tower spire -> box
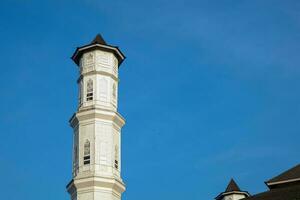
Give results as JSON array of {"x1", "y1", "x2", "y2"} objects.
[
  {"x1": 215, "y1": 178, "x2": 250, "y2": 200},
  {"x1": 225, "y1": 178, "x2": 241, "y2": 192},
  {"x1": 90, "y1": 34, "x2": 107, "y2": 45}
]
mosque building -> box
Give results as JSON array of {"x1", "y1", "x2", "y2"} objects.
[{"x1": 66, "y1": 34, "x2": 300, "y2": 200}]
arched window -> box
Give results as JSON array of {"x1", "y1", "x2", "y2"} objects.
[
  {"x1": 113, "y1": 57, "x2": 118, "y2": 74},
  {"x1": 74, "y1": 146, "x2": 78, "y2": 164},
  {"x1": 83, "y1": 140, "x2": 90, "y2": 165},
  {"x1": 78, "y1": 81, "x2": 82, "y2": 105},
  {"x1": 86, "y1": 53, "x2": 94, "y2": 65},
  {"x1": 86, "y1": 79, "x2": 93, "y2": 101},
  {"x1": 73, "y1": 146, "x2": 79, "y2": 176},
  {"x1": 73, "y1": 146, "x2": 78, "y2": 170},
  {"x1": 114, "y1": 145, "x2": 119, "y2": 169}
]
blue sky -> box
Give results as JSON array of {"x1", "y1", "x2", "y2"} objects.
[{"x1": 0, "y1": 0, "x2": 300, "y2": 199}]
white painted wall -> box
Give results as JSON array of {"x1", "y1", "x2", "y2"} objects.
[{"x1": 223, "y1": 193, "x2": 248, "y2": 200}]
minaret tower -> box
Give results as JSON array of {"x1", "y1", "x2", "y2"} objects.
[{"x1": 67, "y1": 34, "x2": 126, "y2": 200}]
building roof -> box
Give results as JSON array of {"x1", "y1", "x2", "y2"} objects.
[
  {"x1": 241, "y1": 163, "x2": 300, "y2": 200},
  {"x1": 243, "y1": 184, "x2": 300, "y2": 200},
  {"x1": 71, "y1": 34, "x2": 126, "y2": 66},
  {"x1": 225, "y1": 179, "x2": 241, "y2": 192},
  {"x1": 266, "y1": 164, "x2": 300, "y2": 188}
]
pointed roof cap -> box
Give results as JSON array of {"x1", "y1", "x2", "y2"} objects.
[
  {"x1": 71, "y1": 34, "x2": 126, "y2": 66},
  {"x1": 225, "y1": 178, "x2": 241, "y2": 192},
  {"x1": 266, "y1": 164, "x2": 300, "y2": 188},
  {"x1": 90, "y1": 34, "x2": 107, "y2": 45},
  {"x1": 215, "y1": 178, "x2": 250, "y2": 200}
]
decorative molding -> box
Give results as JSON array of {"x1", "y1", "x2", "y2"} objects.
[{"x1": 77, "y1": 71, "x2": 119, "y2": 84}]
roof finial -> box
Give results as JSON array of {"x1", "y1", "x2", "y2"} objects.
[{"x1": 91, "y1": 34, "x2": 107, "y2": 45}]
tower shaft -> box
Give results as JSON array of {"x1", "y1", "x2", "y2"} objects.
[{"x1": 67, "y1": 35, "x2": 126, "y2": 200}]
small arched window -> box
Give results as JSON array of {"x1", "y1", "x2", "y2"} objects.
[
  {"x1": 86, "y1": 79, "x2": 93, "y2": 101},
  {"x1": 78, "y1": 81, "x2": 82, "y2": 105},
  {"x1": 73, "y1": 146, "x2": 78, "y2": 169},
  {"x1": 83, "y1": 140, "x2": 90, "y2": 165},
  {"x1": 113, "y1": 58, "x2": 118, "y2": 74},
  {"x1": 114, "y1": 145, "x2": 119, "y2": 169},
  {"x1": 74, "y1": 146, "x2": 78, "y2": 163},
  {"x1": 86, "y1": 53, "x2": 94, "y2": 65}
]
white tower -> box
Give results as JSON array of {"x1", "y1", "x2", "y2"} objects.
[{"x1": 67, "y1": 34, "x2": 126, "y2": 200}]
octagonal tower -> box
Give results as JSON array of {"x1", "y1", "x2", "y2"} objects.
[{"x1": 67, "y1": 34, "x2": 126, "y2": 200}]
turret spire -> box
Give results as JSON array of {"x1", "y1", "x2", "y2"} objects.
[
  {"x1": 215, "y1": 178, "x2": 250, "y2": 200},
  {"x1": 90, "y1": 34, "x2": 107, "y2": 45},
  {"x1": 225, "y1": 178, "x2": 241, "y2": 192}
]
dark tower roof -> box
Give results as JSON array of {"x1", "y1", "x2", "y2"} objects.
[
  {"x1": 215, "y1": 178, "x2": 250, "y2": 200},
  {"x1": 71, "y1": 34, "x2": 125, "y2": 66},
  {"x1": 90, "y1": 34, "x2": 107, "y2": 45},
  {"x1": 225, "y1": 179, "x2": 241, "y2": 192}
]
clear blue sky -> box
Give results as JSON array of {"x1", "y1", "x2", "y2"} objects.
[{"x1": 0, "y1": 0, "x2": 299, "y2": 200}]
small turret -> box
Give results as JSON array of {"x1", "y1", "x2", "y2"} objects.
[{"x1": 215, "y1": 179, "x2": 250, "y2": 200}]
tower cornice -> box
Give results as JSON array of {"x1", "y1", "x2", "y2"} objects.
[
  {"x1": 72, "y1": 43, "x2": 125, "y2": 66},
  {"x1": 77, "y1": 70, "x2": 119, "y2": 84},
  {"x1": 67, "y1": 176, "x2": 126, "y2": 196},
  {"x1": 69, "y1": 108, "x2": 125, "y2": 129}
]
